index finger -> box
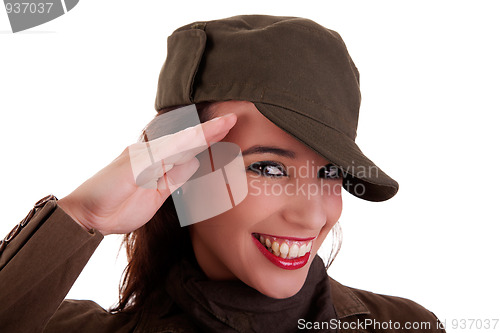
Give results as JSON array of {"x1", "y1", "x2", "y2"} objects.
[
  {"x1": 148, "y1": 112, "x2": 237, "y2": 165},
  {"x1": 129, "y1": 112, "x2": 237, "y2": 188}
]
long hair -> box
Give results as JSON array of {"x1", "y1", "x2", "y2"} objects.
[
  {"x1": 111, "y1": 102, "x2": 342, "y2": 313},
  {"x1": 110, "y1": 103, "x2": 215, "y2": 313}
]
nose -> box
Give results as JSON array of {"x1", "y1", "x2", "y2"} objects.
[{"x1": 280, "y1": 180, "x2": 336, "y2": 231}]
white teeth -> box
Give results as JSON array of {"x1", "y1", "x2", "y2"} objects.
[
  {"x1": 272, "y1": 241, "x2": 280, "y2": 255},
  {"x1": 265, "y1": 238, "x2": 272, "y2": 248},
  {"x1": 288, "y1": 243, "x2": 299, "y2": 259},
  {"x1": 298, "y1": 244, "x2": 307, "y2": 257},
  {"x1": 256, "y1": 234, "x2": 314, "y2": 259},
  {"x1": 279, "y1": 243, "x2": 289, "y2": 258}
]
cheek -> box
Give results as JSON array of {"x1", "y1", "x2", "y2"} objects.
[
  {"x1": 325, "y1": 179, "x2": 343, "y2": 219},
  {"x1": 189, "y1": 191, "x2": 272, "y2": 255},
  {"x1": 189, "y1": 180, "x2": 289, "y2": 276},
  {"x1": 237, "y1": 177, "x2": 289, "y2": 217},
  {"x1": 329, "y1": 191, "x2": 343, "y2": 224},
  {"x1": 315, "y1": 182, "x2": 343, "y2": 246}
]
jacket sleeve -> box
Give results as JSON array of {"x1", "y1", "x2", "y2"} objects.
[{"x1": 0, "y1": 197, "x2": 104, "y2": 333}]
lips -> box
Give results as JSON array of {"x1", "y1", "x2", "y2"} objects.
[{"x1": 252, "y1": 233, "x2": 313, "y2": 270}]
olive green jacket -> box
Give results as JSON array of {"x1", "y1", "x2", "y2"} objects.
[{"x1": 0, "y1": 198, "x2": 445, "y2": 332}]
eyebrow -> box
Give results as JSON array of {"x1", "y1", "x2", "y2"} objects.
[{"x1": 241, "y1": 145, "x2": 296, "y2": 159}]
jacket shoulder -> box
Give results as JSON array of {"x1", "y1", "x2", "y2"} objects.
[
  {"x1": 44, "y1": 299, "x2": 137, "y2": 333},
  {"x1": 329, "y1": 278, "x2": 445, "y2": 332},
  {"x1": 350, "y1": 286, "x2": 442, "y2": 328}
]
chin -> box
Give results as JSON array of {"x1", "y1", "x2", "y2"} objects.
[
  {"x1": 261, "y1": 285, "x2": 303, "y2": 299},
  {"x1": 250, "y1": 268, "x2": 308, "y2": 299}
]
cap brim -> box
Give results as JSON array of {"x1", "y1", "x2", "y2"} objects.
[{"x1": 253, "y1": 102, "x2": 399, "y2": 202}]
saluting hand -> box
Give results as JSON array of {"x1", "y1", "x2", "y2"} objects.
[{"x1": 58, "y1": 113, "x2": 237, "y2": 236}]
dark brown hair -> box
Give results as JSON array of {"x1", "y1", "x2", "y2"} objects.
[
  {"x1": 110, "y1": 103, "x2": 214, "y2": 313},
  {"x1": 111, "y1": 102, "x2": 341, "y2": 313}
]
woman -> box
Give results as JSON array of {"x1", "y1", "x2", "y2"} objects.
[{"x1": 0, "y1": 15, "x2": 444, "y2": 332}]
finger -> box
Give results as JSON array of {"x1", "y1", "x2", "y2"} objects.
[
  {"x1": 157, "y1": 157, "x2": 200, "y2": 195},
  {"x1": 200, "y1": 113, "x2": 238, "y2": 145},
  {"x1": 148, "y1": 113, "x2": 237, "y2": 163},
  {"x1": 129, "y1": 113, "x2": 237, "y2": 188},
  {"x1": 130, "y1": 141, "x2": 209, "y2": 188},
  {"x1": 135, "y1": 159, "x2": 174, "y2": 188},
  {"x1": 160, "y1": 113, "x2": 238, "y2": 166}
]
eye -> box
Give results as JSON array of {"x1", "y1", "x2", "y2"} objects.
[
  {"x1": 247, "y1": 161, "x2": 288, "y2": 178},
  {"x1": 318, "y1": 163, "x2": 342, "y2": 180}
]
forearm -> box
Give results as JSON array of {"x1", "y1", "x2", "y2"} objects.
[{"x1": 0, "y1": 197, "x2": 103, "y2": 332}]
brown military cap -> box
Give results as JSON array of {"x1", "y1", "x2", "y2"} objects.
[{"x1": 155, "y1": 15, "x2": 398, "y2": 201}]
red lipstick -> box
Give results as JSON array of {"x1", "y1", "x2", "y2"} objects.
[{"x1": 252, "y1": 235, "x2": 311, "y2": 270}]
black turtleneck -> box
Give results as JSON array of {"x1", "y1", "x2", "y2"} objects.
[{"x1": 164, "y1": 255, "x2": 337, "y2": 332}]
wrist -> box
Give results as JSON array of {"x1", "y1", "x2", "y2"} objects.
[{"x1": 57, "y1": 197, "x2": 94, "y2": 233}]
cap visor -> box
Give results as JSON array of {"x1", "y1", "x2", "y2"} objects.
[{"x1": 254, "y1": 102, "x2": 399, "y2": 201}]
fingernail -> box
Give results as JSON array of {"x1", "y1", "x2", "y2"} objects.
[
  {"x1": 222, "y1": 112, "x2": 235, "y2": 118},
  {"x1": 207, "y1": 113, "x2": 235, "y2": 122},
  {"x1": 207, "y1": 116, "x2": 223, "y2": 123}
]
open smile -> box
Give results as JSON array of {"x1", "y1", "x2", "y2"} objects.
[{"x1": 251, "y1": 233, "x2": 314, "y2": 270}]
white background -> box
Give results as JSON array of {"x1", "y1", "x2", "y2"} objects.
[{"x1": 1, "y1": 1, "x2": 499, "y2": 332}]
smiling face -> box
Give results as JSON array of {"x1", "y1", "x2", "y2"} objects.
[{"x1": 189, "y1": 101, "x2": 343, "y2": 299}]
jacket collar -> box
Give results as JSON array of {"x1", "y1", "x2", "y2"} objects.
[
  {"x1": 133, "y1": 270, "x2": 371, "y2": 333},
  {"x1": 147, "y1": 276, "x2": 372, "y2": 318},
  {"x1": 328, "y1": 277, "x2": 370, "y2": 318}
]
